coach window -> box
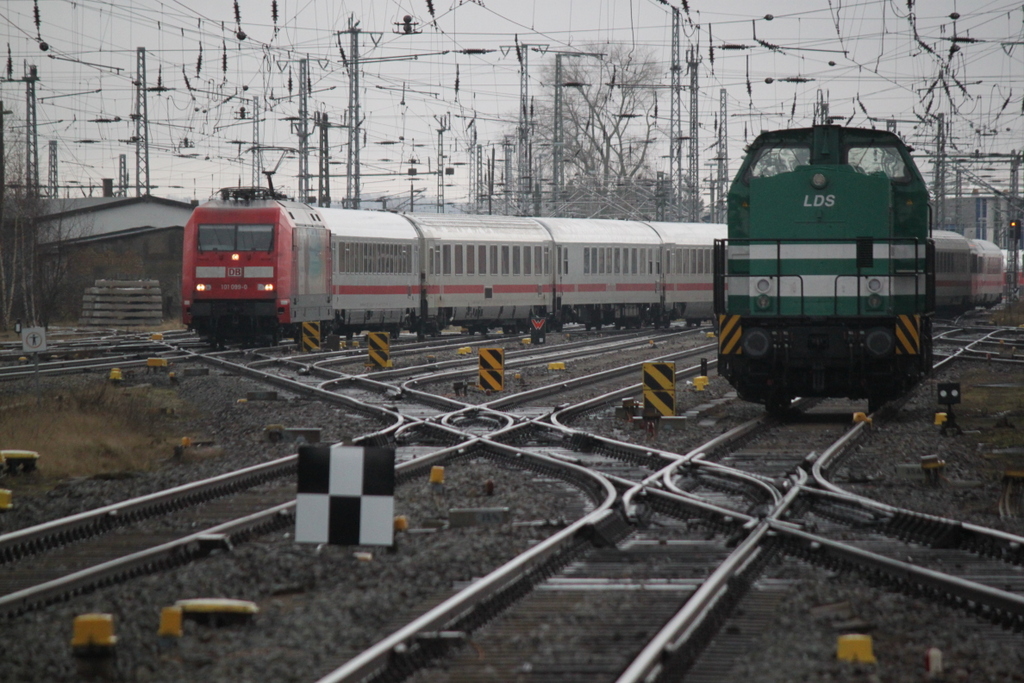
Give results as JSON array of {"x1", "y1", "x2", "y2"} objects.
[
  {"x1": 562, "y1": 247, "x2": 569, "y2": 274},
  {"x1": 455, "y1": 244, "x2": 464, "y2": 275},
  {"x1": 598, "y1": 247, "x2": 605, "y2": 274},
  {"x1": 583, "y1": 248, "x2": 590, "y2": 274},
  {"x1": 466, "y1": 244, "x2": 475, "y2": 274},
  {"x1": 501, "y1": 246, "x2": 510, "y2": 275},
  {"x1": 442, "y1": 244, "x2": 452, "y2": 275},
  {"x1": 490, "y1": 245, "x2": 498, "y2": 275},
  {"x1": 613, "y1": 248, "x2": 620, "y2": 274},
  {"x1": 677, "y1": 249, "x2": 683, "y2": 274},
  {"x1": 545, "y1": 247, "x2": 551, "y2": 274},
  {"x1": 534, "y1": 246, "x2": 542, "y2": 276},
  {"x1": 478, "y1": 245, "x2": 487, "y2": 275},
  {"x1": 690, "y1": 248, "x2": 697, "y2": 274},
  {"x1": 656, "y1": 251, "x2": 662, "y2": 275},
  {"x1": 524, "y1": 246, "x2": 532, "y2": 275},
  {"x1": 365, "y1": 243, "x2": 373, "y2": 273},
  {"x1": 513, "y1": 246, "x2": 521, "y2": 275}
]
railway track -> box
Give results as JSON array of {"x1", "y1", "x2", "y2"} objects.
[{"x1": 4, "y1": 325, "x2": 1024, "y2": 681}]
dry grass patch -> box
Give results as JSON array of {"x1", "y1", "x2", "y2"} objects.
[
  {"x1": 952, "y1": 368, "x2": 1024, "y2": 453},
  {"x1": 0, "y1": 381, "x2": 192, "y2": 482},
  {"x1": 990, "y1": 300, "x2": 1024, "y2": 327}
]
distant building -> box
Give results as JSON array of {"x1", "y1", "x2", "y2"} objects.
[
  {"x1": 935, "y1": 191, "x2": 1017, "y2": 244},
  {"x1": 37, "y1": 195, "x2": 195, "y2": 322}
]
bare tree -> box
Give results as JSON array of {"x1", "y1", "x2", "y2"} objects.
[{"x1": 516, "y1": 44, "x2": 667, "y2": 218}]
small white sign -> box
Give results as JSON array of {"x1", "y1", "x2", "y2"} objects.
[{"x1": 21, "y1": 327, "x2": 47, "y2": 353}]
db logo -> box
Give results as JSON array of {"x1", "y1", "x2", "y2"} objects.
[{"x1": 227, "y1": 267, "x2": 242, "y2": 277}]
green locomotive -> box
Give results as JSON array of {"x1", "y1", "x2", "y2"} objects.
[{"x1": 713, "y1": 125, "x2": 934, "y2": 413}]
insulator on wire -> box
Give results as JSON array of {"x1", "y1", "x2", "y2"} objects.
[
  {"x1": 222, "y1": 40, "x2": 228, "y2": 75},
  {"x1": 288, "y1": 68, "x2": 293, "y2": 94},
  {"x1": 6, "y1": 44, "x2": 12, "y2": 80},
  {"x1": 426, "y1": 0, "x2": 435, "y2": 18},
  {"x1": 455, "y1": 64, "x2": 460, "y2": 95},
  {"x1": 272, "y1": 0, "x2": 279, "y2": 25},
  {"x1": 196, "y1": 43, "x2": 203, "y2": 77}
]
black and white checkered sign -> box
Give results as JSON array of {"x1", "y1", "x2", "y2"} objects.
[{"x1": 295, "y1": 444, "x2": 396, "y2": 546}]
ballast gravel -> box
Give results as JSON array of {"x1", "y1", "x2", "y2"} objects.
[{"x1": 3, "y1": 330, "x2": 1024, "y2": 682}]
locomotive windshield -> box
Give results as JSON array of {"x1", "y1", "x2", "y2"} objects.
[
  {"x1": 845, "y1": 144, "x2": 909, "y2": 181},
  {"x1": 746, "y1": 144, "x2": 810, "y2": 180},
  {"x1": 198, "y1": 224, "x2": 274, "y2": 251}
]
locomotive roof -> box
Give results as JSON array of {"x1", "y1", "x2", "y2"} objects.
[{"x1": 749, "y1": 125, "x2": 905, "y2": 145}]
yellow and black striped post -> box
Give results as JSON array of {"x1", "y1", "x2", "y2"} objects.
[
  {"x1": 895, "y1": 314, "x2": 920, "y2": 355},
  {"x1": 718, "y1": 314, "x2": 742, "y2": 355},
  {"x1": 642, "y1": 362, "x2": 676, "y2": 416},
  {"x1": 478, "y1": 348, "x2": 504, "y2": 392},
  {"x1": 301, "y1": 322, "x2": 320, "y2": 353},
  {"x1": 367, "y1": 332, "x2": 392, "y2": 368}
]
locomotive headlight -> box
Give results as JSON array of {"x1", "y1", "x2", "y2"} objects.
[
  {"x1": 195, "y1": 283, "x2": 209, "y2": 292},
  {"x1": 867, "y1": 293, "x2": 882, "y2": 309},
  {"x1": 231, "y1": 253, "x2": 240, "y2": 261},
  {"x1": 865, "y1": 327, "x2": 895, "y2": 357},
  {"x1": 742, "y1": 328, "x2": 773, "y2": 358},
  {"x1": 867, "y1": 278, "x2": 882, "y2": 293},
  {"x1": 756, "y1": 294, "x2": 772, "y2": 310},
  {"x1": 755, "y1": 278, "x2": 772, "y2": 293},
  {"x1": 810, "y1": 172, "x2": 828, "y2": 189},
  {"x1": 258, "y1": 283, "x2": 275, "y2": 291}
]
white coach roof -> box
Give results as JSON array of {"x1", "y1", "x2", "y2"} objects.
[
  {"x1": 405, "y1": 213, "x2": 550, "y2": 241},
  {"x1": 534, "y1": 217, "x2": 661, "y2": 245},
  {"x1": 319, "y1": 208, "x2": 419, "y2": 240},
  {"x1": 646, "y1": 222, "x2": 727, "y2": 246}
]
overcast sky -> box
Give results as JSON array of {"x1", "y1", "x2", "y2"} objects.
[{"x1": 2, "y1": 0, "x2": 1022, "y2": 205}]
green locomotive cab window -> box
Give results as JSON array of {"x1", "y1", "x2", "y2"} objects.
[
  {"x1": 845, "y1": 144, "x2": 909, "y2": 182},
  {"x1": 746, "y1": 144, "x2": 810, "y2": 181}
]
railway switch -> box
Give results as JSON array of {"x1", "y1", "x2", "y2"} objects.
[
  {"x1": 158, "y1": 606, "x2": 183, "y2": 639},
  {"x1": 921, "y1": 455, "x2": 945, "y2": 486},
  {"x1": 835, "y1": 633, "x2": 876, "y2": 664},
  {"x1": 175, "y1": 598, "x2": 259, "y2": 626},
  {"x1": 71, "y1": 612, "x2": 118, "y2": 653},
  {"x1": 2, "y1": 450, "x2": 39, "y2": 474}
]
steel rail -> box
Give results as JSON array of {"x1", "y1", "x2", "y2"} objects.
[
  {"x1": 0, "y1": 502, "x2": 295, "y2": 618},
  {"x1": 615, "y1": 469, "x2": 808, "y2": 683},
  {"x1": 768, "y1": 519, "x2": 1024, "y2": 628},
  {"x1": 316, "y1": 443, "x2": 619, "y2": 683},
  {"x1": 0, "y1": 455, "x2": 297, "y2": 565}
]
